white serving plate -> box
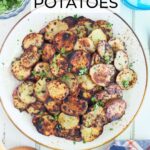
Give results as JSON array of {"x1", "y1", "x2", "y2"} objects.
[{"x1": 0, "y1": 6, "x2": 148, "y2": 150}]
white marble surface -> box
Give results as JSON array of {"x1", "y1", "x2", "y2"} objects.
[{"x1": 0, "y1": 3, "x2": 150, "y2": 150}]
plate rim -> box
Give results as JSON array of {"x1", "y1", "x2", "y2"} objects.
[{"x1": 0, "y1": 8, "x2": 148, "y2": 150}]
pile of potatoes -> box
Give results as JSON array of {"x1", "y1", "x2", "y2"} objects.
[{"x1": 11, "y1": 16, "x2": 137, "y2": 142}]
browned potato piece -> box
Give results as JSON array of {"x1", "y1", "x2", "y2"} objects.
[
  {"x1": 24, "y1": 45, "x2": 38, "y2": 53},
  {"x1": 104, "y1": 98, "x2": 126, "y2": 122},
  {"x1": 63, "y1": 16, "x2": 77, "y2": 28},
  {"x1": 105, "y1": 83, "x2": 123, "y2": 99},
  {"x1": 93, "y1": 20, "x2": 113, "y2": 40},
  {"x1": 44, "y1": 99, "x2": 61, "y2": 115},
  {"x1": 32, "y1": 115, "x2": 57, "y2": 136},
  {"x1": 54, "y1": 31, "x2": 77, "y2": 52},
  {"x1": 58, "y1": 113, "x2": 79, "y2": 130},
  {"x1": 27, "y1": 101, "x2": 45, "y2": 115},
  {"x1": 61, "y1": 73, "x2": 79, "y2": 95},
  {"x1": 20, "y1": 51, "x2": 40, "y2": 68},
  {"x1": 34, "y1": 78, "x2": 49, "y2": 102},
  {"x1": 55, "y1": 126, "x2": 82, "y2": 142},
  {"x1": 81, "y1": 126, "x2": 103, "y2": 142},
  {"x1": 44, "y1": 20, "x2": 68, "y2": 42},
  {"x1": 83, "y1": 106, "x2": 107, "y2": 128},
  {"x1": 42, "y1": 44, "x2": 56, "y2": 62},
  {"x1": 13, "y1": 88, "x2": 28, "y2": 111},
  {"x1": 61, "y1": 97, "x2": 88, "y2": 116},
  {"x1": 79, "y1": 90, "x2": 92, "y2": 100},
  {"x1": 32, "y1": 62, "x2": 54, "y2": 80},
  {"x1": 116, "y1": 69, "x2": 137, "y2": 90},
  {"x1": 91, "y1": 53, "x2": 101, "y2": 66},
  {"x1": 74, "y1": 38, "x2": 95, "y2": 53},
  {"x1": 47, "y1": 80, "x2": 69, "y2": 100},
  {"x1": 50, "y1": 54, "x2": 68, "y2": 77},
  {"x1": 97, "y1": 40, "x2": 114, "y2": 64},
  {"x1": 11, "y1": 59, "x2": 31, "y2": 81},
  {"x1": 22, "y1": 33, "x2": 44, "y2": 49},
  {"x1": 90, "y1": 64, "x2": 116, "y2": 87},
  {"x1": 69, "y1": 50, "x2": 91, "y2": 74}
]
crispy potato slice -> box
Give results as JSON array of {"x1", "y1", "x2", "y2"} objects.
[
  {"x1": 104, "y1": 98, "x2": 126, "y2": 122},
  {"x1": 11, "y1": 59, "x2": 31, "y2": 81},
  {"x1": 68, "y1": 50, "x2": 91, "y2": 74},
  {"x1": 58, "y1": 113, "x2": 79, "y2": 130},
  {"x1": 47, "y1": 80, "x2": 69, "y2": 100},
  {"x1": 88, "y1": 29, "x2": 107, "y2": 47},
  {"x1": 17, "y1": 81, "x2": 36, "y2": 104},
  {"x1": 20, "y1": 51, "x2": 40, "y2": 68},
  {"x1": 44, "y1": 20, "x2": 68, "y2": 42},
  {"x1": 33, "y1": 62, "x2": 54, "y2": 80},
  {"x1": 27, "y1": 101, "x2": 45, "y2": 115},
  {"x1": 74, "y1": 38, "x2": 95, "y2": 53},
  {"x1": 114, "y1": 51, "x2": 129, "y2": 71},
  {"x1": 13, "y1": 88, "x2": 28, "y2": 111},
  {"x1": 44, "y1": 99, "x2": 61, "y2": 115},
  {"x1": 22, "y1": 33, "x2": 44, "y2": 49},
  {"x1": 116, "y1": 69, "x2": 137, "y2": 90},
  {"x1": 93, "y1": 20, "x2": 113, "y2": 40},
  {"x1": 81, "y1": 126, "x2": 103, "y2": 142},
  {"x1": 61, "y1": 97, "x2": 88, "y2": 116},
  {"x1": 32, "y1": 115, "x2": 57, "y2": 136},
  {"x1": 90, "y1": 64, "x2": 116, "y2": 87},
  {"x1": 54, "y1": 31, "x2": 77, "y2": 52},
  {"x1": 77, "y1": 75, "x2": 96, "y2": 91},
  {"x1": 24, "y1": 45, "x2": 38, "y2": 53},
  {"x1": 63, "y1": 16, "x2": 77, "y2": 28},
  {"x1": 97, "y1": 40, "x2": 114, "y2": 64},
  {"x1": 42, "y1": 44, "x2": 56, "y2": 62},
  {"x1": 108, "y1": 38, "x2": 125, "y2": 52},
  {"x1": 61, "y1": 73, "x2": 79, "y2": 95},
  {"x1": 50, "y1": 54, "x2": 68, "y2": 77},
  {"x1": 34, "y1": 78, "x2": 49, "y2": 102}
]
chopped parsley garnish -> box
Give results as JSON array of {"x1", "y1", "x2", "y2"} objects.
[
  {"x1": 29, "y1": 29, "x2": 33, "y2": 32},
  {"x1": 73, "y1": 14, "x2": 79, "y2": 19},
  {"x1": 94, "y1": 101, "x2": 104, "y2": 110},
  {"x1": 79, "y1": 67, "x2": 88, "y2": 76},
  {"x1": 52, "y1": 114, "x2": 59, "y2": 121},
  {"x1": 109, "y1": 128, "x2": 113, "y2": 131},
  {"x1": 61, "y1": 47, "x2": 66, "y2": 54},
  {"x1": 83, "y1": 140, "x2": 86, "y2": 144},
  {"x1": 73, "y1": 141, "x2": 76, "y2": 144},
  {"x1": 122, "y1": 80, "x2": 130, "y2": 88},
  {"x1": 62, "y1": 75, "x2": 70, "y2": 81},
  {"x1": 91, "y1": 97, "x2": 97, "y2": 103},
  {"x1": 107, "y1": 23, "x2": 113, "y2": 28},
  {"x1": 32, "y1": 70, "x2": 47, "y2": 78},
  {"x1": 104, "y1": 55, "x2": 111, "y2": 64}
]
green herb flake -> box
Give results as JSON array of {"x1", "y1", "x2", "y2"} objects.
[
  {"x1": 73, "y1": 141, "x2": 76, "y2": 144},
  {"x1": 62, "y1": 75, "x2": 70, "y2": 81},
  {"x1": 104, "y1": 55, "x2": 110, "y2": 64},
  {"x1": 109, "y1": 128, "x2": 113, "y2": 131},
  {"x1": 122, "y1": 80, "x2": 129, "y2": 88},
  {"x1": 52, "y1": 114, "x2": 59, "y2": 121},
  {"x1": 91, "y1": 97, "x2": 97, "y2": 103},
  {"x1": 79, "y1": 67, "x2": 88, "y2": 76},
  {"x1": 73, "y1": 14, "x2": 79, "y2": 19},
  {"x1": 94, "y1": 100, "x2": 104, "y2": 110},
  {"x1": 83, "y1": 140, "x2": 86, "y2": 144},
  {"x1": 29, "y1": 29, "x2": 33, "y2": 32},
  {"x1": 107, "y1": 23, "x2": 113, "y2": 28},
  {"x1": 61, "y1": 47, "x2": 66, "y2": 54}
]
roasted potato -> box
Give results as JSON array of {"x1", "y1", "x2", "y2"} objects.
[
  {"x1": 47, "y1": 80, "x2": 69, "y2": 100},
  {"x1": 83, "y1": 106, "x2": 107, "y2": 128},
  {"x1": 90, "y1": 64, "x2": 116, "y2": 87},
  {"x1": 44, "y1": 99, "x2": 61, "y2": 115},
  {"x1": 63, "y1": 16, "x2": 77, "y2": 28},
  {"x1": 27, "y1": 101, "x2": 45, "y2": 115},
  {"x1": 93, "y1": 20, "x2": 113, "y2": 40},
  {"x1": 88, "y1": 29, "x2": 107, "y2": 46},
  {"x1": 79, "y1": 90, "x2": 92, "y2": 101},
  {"x1": 61, "y1": 73, "x2": 79, "y2": 95},
  {"x1": 11, "y1": 59, "x2": 31, "y2": 81},
  {"x1": 13, "y1": 88, "x2": 28, "y2": 111},
  {"x1": 68, "y1": 50, "x2": 91, "y2": 74},
  {"x1": 81, "y1": 126, "x2": 103, "y2": 142},
  {"x1": 97, "y1": 40, "x2": 114, "y2": 64},
  {"x1": 50, "y1": 54, "x2": 68, "y2": 77},
  {"x1": 58, "y1": 113, "x2": 79, "y2": 130},
  {"x1": 70, "y1": 25, "x2": 87, "y2": 39},
  {"x1": 116, "y1": 69, "x2": 137, "y2": 90},
  {"x1": 74, "y1": 38, "x2": 95, "y2": 53},
  {"x1": 32, "y1": 114, "x2": 57, "y2": 136},
  {"x1": 61, "y1": 97, "x2": 88, "y2": 116},
  {"x1": 32, "y1": 62, "x2": 54, "y2": 80},
  {"x1": 108, "y1": 38, "x2": 125, "y2": 52},
  {"x1": 42, "y1": 44, "x2": 56, "y2": 62},
  {"x1": 77, "y1": 75, "x2": 96, "y2": 91},
  {"x1": 17, "y1": 81, "x2": 36, "y2": 104},
  {"x1": 114, "y1": 50, "x2": 129, "y2": 71},
  {"x1": 54, "y1": 31, "x2": 76, "y2": 52},
  {"x1": 20, "y1": 51, "x2": 40, "y2": 68},
  {"x1": 44, "y1": 20, "x2": 68, "y2": 42},
  {"x1": 105, "y1": 83, "x2": 123, "y2": 99},
  {"x1": 34, "y1": 78, "x2": 49, "y2": 102},
  {"x1": 91, "y1": 53, "x2": 101, "y2": 66},
  {"x1": 24, "y1": 45, "x2": 38, "y2": 53},
  {"x1": 22, "y1": 33, "x2": 44, "y2": 49},
  {"x1": 104, "y1": 98, "x2": 126, "y2": 122}
]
